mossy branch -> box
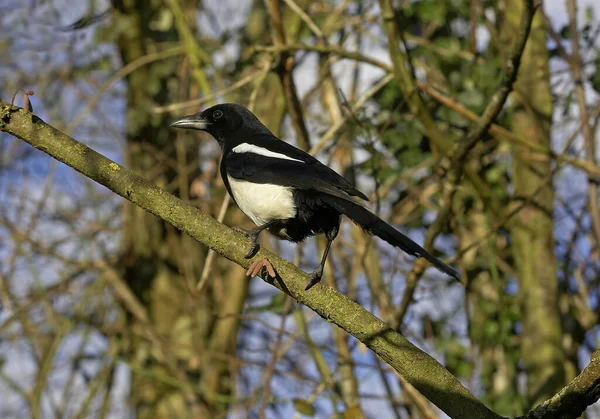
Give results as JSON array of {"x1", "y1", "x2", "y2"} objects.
[
  {"x1": 0, "y1": 101, "x2": 501, "y2": 419},
  {"x1": 519, "y1": 350, "x2": 600, "y2": 419},
  {"x1": 5, "y1": 102, "x2": 600, "y2": 418}
]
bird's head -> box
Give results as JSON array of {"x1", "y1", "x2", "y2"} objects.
[{"x1": 170, "y1": 103, "x2": 271, "y2": 147}]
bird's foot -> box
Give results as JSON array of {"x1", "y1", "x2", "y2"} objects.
[
  {"x1": 246, "y1": 258, "x2": 276, "y2": 278},
  {"x1": 305, "y1": 270, "x2": 323, "y2": 291},
  {"x1": 232, "y1": 226, "x2": 260, "y2": 258},
  {"x1": 231, "y1": 225, "x2": 251, "y2": 235}
]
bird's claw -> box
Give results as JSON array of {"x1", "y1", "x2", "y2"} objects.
[
  {"x1": 246, "y1": 258, "x2": 276, "y2": 278},
  {"x1": 244, "y1": 242, "x2": 259, "y2": 259},
  {"x1": 305, "y1": 271, "x2": 323, "y2": 291}
]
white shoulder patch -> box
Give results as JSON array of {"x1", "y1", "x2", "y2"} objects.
[{"x1": 232, "y1": 143, "x2": 304, "y2": 163}]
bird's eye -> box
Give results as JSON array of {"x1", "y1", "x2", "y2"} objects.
[{"x1": 213, "y1": 110, "x2": 223, "y2": 120}]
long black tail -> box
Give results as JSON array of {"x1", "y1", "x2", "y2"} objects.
[{"x1": 322, "y1": 195, "x2": 460, "y2": 280}]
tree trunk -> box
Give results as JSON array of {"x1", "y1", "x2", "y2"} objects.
[
  {"x1": 503, "y1": 1, "x2": 565, "y2": 407},
  {"x1": 109, "y1": 1, "x2": 247, "y2": 417}
]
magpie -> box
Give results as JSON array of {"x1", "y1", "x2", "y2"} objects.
[{"x1": 171, "y1": 103, "x2": 459, "y2": 290}]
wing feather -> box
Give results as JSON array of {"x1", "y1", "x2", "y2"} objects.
[{"x1": 225, "y1": 145, "x2": 367, "y2": 202}]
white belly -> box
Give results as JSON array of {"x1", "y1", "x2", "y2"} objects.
[{"x1": 227, "y1": 175, "x2": 297, "y2": 226}]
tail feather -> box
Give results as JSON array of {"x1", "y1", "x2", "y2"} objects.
[{"x1": 322, "y1": 195, "x2": 460, "y2": 280}]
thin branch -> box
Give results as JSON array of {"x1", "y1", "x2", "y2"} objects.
[
  {"x1": 264, "y1": 0, "x2": 312, "y2": 150},
  {"x1": 153, "y1": 70, "x2": 265, "y2": 114},
  {"x1": 258, "y1": 296, "x2": 294, "y2": 418},
  {"x1": 451, "y1": 0, "x2": 538, "y2": 162},
  {"x1": 66, "y1": 46, "x2": 185, "y2": 132},
  {"x1": 566, "y1": 0, "x2": 600, "y2": 247},
  {"x1": 164, "y1": 0, "x2": 212, "y2": 98},
  {"x1": 282, "y1": 0, "x2": 323, "y2": 40}
]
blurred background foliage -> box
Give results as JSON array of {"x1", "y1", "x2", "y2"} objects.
[{"x1": 1, "y1": 0, "x2": 600, "y2": 417}]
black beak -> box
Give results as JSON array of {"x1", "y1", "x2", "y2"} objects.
[{"x1": 170, "y1": 114, "x2": 210, "y2": 130}]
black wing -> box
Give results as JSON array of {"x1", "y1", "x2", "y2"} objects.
[{"x1": 224, "y1": 139, "x2": 368, "y2": 202}]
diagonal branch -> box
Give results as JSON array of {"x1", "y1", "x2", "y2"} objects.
[
  {"x1": 519, "y1": 350, "x2": 600, "y2": 419},
  {"x1": 0, "y1": 101, "x2": 502, "y2": 419},
  {"x1": 451, "y1": 0, "x2": 538, "y2": 163}
]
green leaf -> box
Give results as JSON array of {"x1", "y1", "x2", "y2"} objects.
[
  {"x1": 485, "y1": 165, "x2": 505, "y2": 183},
  {"x1": 457, "y1": 89, "x2": 485, "y2": 111},
  {"x1": 591, "y1": 56, "x2": 600, "y2": 94},
  {"x1": 563, "y1": 90, "x2": 574, "y2": 116},
  {"x1": 293, "y1": 399, "x2": 315, "y2": 417},
  {"x1": 416, "y1": 0, "x2": 447, "y2": 23},
  {"x1": 343, "y1": 407, "x2": 364, "y2": 419},
  {"x1": 585, "y1": 6, "x2": 595, "y2": 23},
  {"x1": 433, "y1": 37, "x2": 461, "y2": 56}
]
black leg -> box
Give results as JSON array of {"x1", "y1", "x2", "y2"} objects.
[
  {"x1": 305, "y1": 225, "x2": 339, "y2": 291},
  {"x1": 232, "y1": 219, "x2": 280, "y2": 258}
]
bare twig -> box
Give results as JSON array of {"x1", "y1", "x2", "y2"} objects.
[
  {"x1": 66, "y1": 46, "x2": 185, "y2": 132},
  {"x1": 264, "y1": 0, "x2": 312, "y2": 150},
  {"x1": 566, "y1": 0, "x2": 600, "y2": 247},
  {"x1": 154, "y1": 69, "x2": 268, "y2": 114},
  {"x1": 450, "y1": 0, "x2": 538, "y2": 163},
  {"x1": 258, "y1": 296, "x2": 294, "y2": 418}
]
